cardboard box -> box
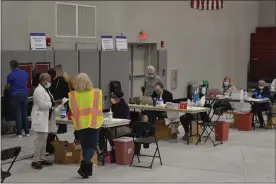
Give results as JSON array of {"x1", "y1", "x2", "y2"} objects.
[
  {"x1": 155, "y1": 120, "x2": 178, "y2": 140},
  {"x1": 267, "y1": 117, "x2": 276, "y2": 129},
  {"x1": 52, "y1": 140, "x2": 82, "y2": 164},
  {"x1": 189, "y1": 122, "x2": 203, "y2": 144}
]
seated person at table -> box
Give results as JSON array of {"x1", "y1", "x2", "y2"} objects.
[
  {"x1": 251, "y1": 79, "x2": 271, "y2": 128},
  {"x1": 180, "y1": 92, "x2": 208, "y2": 140},
  {"x1": 142, "y1": 82, "x2": 173, "y2": 122},
  {"x1": 98, "y1": 90, "x2": 131, "y2": 151},
  {"x1": 213, "y1": 77, "x2": 236, "y2": 111}
]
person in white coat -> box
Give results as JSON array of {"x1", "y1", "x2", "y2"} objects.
[
  {"x1": 31, "y1": 73, "x2": 62, "y2": 169},
  {"x1": 271, "y1": 79, "x2": 276, "y2": 91},
  {"x1": 180, "y1": 93, "x2": 208, "y2": 141}
]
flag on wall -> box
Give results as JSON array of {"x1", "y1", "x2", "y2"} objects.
[{"x1": 191, "y1": 0, "x2": 223, "y2": 10}]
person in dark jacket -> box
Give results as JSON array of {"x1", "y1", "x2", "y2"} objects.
[
  {"x1": 48, "y1": 66, "x2": 70, "y2": 133},
  {"x1": 143, "y1": 82, "x2": 173, "y2": 122},
  {"x1": 98, "y1": 90, "x2": 131, "y2": 151},
  {"x1": 251, "y1": 79, "x2": 272, "y2": 128},
  {"x1": 111, "y1": 91, "x2": 130, "y2": 119}
]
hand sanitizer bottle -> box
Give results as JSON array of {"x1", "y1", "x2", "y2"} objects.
[{"x1": 108, "y1": 108, "x2": 113, "y2": 120}]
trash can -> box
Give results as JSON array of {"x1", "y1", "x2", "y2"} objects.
[
  {"x1": 235, "y1": 113, "x2": 253, "y2": 131},
  {"x1": 113, "y1": 137, "x2": 134, "y2": 165},
  {"x1": 215, "y1": 121, "x2": 230, "y2": 141}
]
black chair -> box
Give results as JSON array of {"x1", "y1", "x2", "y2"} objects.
[
  {"x1": 196, "y1": 107, "x2": 225, "y2": 147},
  {"x1": 1, "y1": 146, "x2": 21, "y2": 183},
  {"x1": 129, "y1": 121, "x2": 162, "y2": 169}
]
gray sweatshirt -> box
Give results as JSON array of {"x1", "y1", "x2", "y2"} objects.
[{"x1": 144, "y1": 75, "x2": 162, "y2": 96}]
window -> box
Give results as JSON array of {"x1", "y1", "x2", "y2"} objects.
[{"x1": 55, "y1": 2, "x2": 96, "y2": 38}]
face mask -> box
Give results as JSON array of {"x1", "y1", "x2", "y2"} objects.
[
  {"x1": 224, "y1": 82, "x2": 229, "y2": 87},
  {"x1": 45, "y1": 82, "x2": 51, "y2": 89},
  {"x1": 259, "y1": 85, "x2": 264, "y2": 89}
]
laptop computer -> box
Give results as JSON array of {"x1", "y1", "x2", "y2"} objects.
[{"x1": 133, "y1": 96, "x2": 153, "y2": 105}]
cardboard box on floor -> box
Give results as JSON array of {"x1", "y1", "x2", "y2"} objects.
[
  {"x1": 155, "y1": 120, "x2": 178, "y2": 140},
  {"x1": 52, "y1": 140, "x2": 98, "y2": 166},
  {"x1": 52, "y1": 140, "x2": 82, "y2": 164},
  {"x1": 189, "y1": 121, "x2": 203, "y2": 144}
]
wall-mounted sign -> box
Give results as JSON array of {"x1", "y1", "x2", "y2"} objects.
[
  {"x1": 101, "y1": 36, "x2": 114, "y2": 50},
  {"x1": 30, "y1": 33, "x2": 46, "y2": 50},
  {"x1": 115, "y1": 36, "x2": 128, "y2": 51}
]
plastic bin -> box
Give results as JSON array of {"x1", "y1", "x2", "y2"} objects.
[
  {"x1": 215, "y1": 122, "x2": 230, "y2": 141},
  {"x1": 113, "y1": 137, "x2": 134, "y2": 165},
  {"x1": 235, "y1": 113, "x2": 253, "y2": 131}
]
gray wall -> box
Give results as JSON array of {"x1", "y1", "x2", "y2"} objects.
[
  {"x1": 259, "y1": 1, "x2": 276, "y2": 26},
  {"x1": 2, "y1": 1, "x2": 260, "y2": 98}
]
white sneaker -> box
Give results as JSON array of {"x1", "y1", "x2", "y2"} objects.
[
  {"x1": 25, "y1": 134, "x2": 30, "y2": 137},
  {"x1": 17, "y1": 135, "x2": 23, "y2": 138}
]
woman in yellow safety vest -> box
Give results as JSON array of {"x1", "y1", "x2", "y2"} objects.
[{"x1": 68, "y1": 73, "x2": 103, "y2": 178}]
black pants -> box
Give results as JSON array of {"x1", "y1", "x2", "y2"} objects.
[
  {"x1": 251, "y1": 103, "x2": 270, "y2": 124},
  {"x1": 180, "y1": 114, "x2": 194, "y2": 133},
  {"x1": 98, "y1": 128, "x2": 114, "y2": 151},
  {"x1": 10, "y1": 94, "x2": 29, "y2": 135},
  {"x1": 75, "y1": 128, "x2": 99, "y2": 164},
  {"x1": 213, "y1": 101, "x2": 233, "y2": 111}
]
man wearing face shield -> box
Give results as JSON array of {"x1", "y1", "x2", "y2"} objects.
[
  {"x1": 251, "y1": 79, "x2": 272, "y2": 128},
  {"x1": 142, "y1": 66, "x2": 162, "y2": 96}
]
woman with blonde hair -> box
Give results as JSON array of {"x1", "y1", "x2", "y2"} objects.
[
  {"x1": 213, "y1": 76, "x2": 236, "y2": 111},
  {"x1": 49, "y1": 65, "x2": 73, "y2": 133},
  {"x1": 68, "y1": 73, "x2": 103, "y2": 178}
]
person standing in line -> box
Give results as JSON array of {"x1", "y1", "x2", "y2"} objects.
[
  {"x1": 142, "y1": 66, "x2": 162, "y2": 96},
  {"x1": 68, "y1": 73, "x2": 103, "y2": 178},
  {"x1": 31, "y1": 73, "x2": 62, "y2": 169},
  {"x1": 6, "y1": 60, "x2": 29, "y2": 138},
  {"x1": 49, "y1": 65, "x2": 73, "y2": 133}
]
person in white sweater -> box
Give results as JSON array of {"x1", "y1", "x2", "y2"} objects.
[{"x1": 180, "y1": 93, "x2": 208, "y2": 141}]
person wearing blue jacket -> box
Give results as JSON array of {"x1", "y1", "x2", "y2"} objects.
[{"x1": 251, "y1": 80, "x2": 271, "y2": 128}]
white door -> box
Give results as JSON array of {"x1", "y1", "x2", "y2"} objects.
[{"x1": 129, "y1": 44, "x2": 149, "y2": 98}]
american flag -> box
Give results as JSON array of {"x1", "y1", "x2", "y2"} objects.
[{"x1": 191, "y1": 0, "x2": 223, "y2": 10}]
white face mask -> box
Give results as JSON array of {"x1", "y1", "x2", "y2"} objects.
[{"x1": 45, "y1": 82, "x2": 51, "y2": 89}]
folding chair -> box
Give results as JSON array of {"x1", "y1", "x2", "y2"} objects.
[
  {"x1": 1, "y1": 146, "x2": 21, "y2": 183},
  {"x1": 129, "y1": 121, "x2": 162, "y2": 169},
  {"x1": 34, "y1": 62, "x2": 51, "y2": 73},
  {"x1": 196, "y1": 107, "x2": 225, "y2": 147}
]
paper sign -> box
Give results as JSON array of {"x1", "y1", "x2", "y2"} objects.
[
  {"x1": 30, "y1": 33, "x2": 46, "y2": 50},
  {"x1": 101, "y1": 36, "x2": 114, "y2": 50},
  {"x1": 115, "y1": 36, "x2": 128, "y2": 51}
]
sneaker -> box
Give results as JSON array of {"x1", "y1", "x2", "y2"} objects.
[
  {"x1": 31, "y1": 162, "x2": 43, "y2": 169},
  {"x1": 39, "y1": 160, "x2": 53, "y2": 166},
  {"x1": 25, "y1": 134, "x2": 30, "y2": 137},
  {"x1": 16, "y1": 135, "x2": 23, "y2": 138}
]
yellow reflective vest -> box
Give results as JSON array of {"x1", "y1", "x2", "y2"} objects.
[{"x1": 68, "y1": 89, "x2": 103, "y2": 130}]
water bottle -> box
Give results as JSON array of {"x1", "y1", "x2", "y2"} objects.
[
  {"x1": 60, "y1": 106, "x2": 67, "y2": 120},
  {"x1": 153, "y1": 98, "x2": 157, "y2": 106},
  {"x1": 244, "y1": 91, "x2": 248, "y2": 100},
  {"x1": 108, "y1": 108, "x2": 113, "y2": 120}
]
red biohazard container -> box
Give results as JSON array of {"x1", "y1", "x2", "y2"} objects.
[
  {"x1": 215, "y1": 121, "x2": 230, "y2": 141},
  {"x1": 113, "y1": 137, "x2": 134, "y2": 165},
  {"x1": 235, "y1": 113, "x2": 253, "y2": 131}
]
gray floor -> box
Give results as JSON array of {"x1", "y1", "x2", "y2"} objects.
[{"x1": 1, "y1": 124, "x2": 275, "y2": 183}]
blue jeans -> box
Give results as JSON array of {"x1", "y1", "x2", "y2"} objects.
[
  {"x1": 76, "y1": 128, "x2": 99, "y2": 164},
  {"x1": 10, "y1": 94, "x2": 29, "y2": 135}
]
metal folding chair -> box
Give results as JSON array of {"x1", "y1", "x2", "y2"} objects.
[
  {"x1": 1, "y1": 147, "x2": 21, "y2": 183},
  {"x1": 197, "y1": 107, "x2": 224, "y2": 147},
  {"x1": 129, "y1": 121, "x2": 162, "y2": 169}
]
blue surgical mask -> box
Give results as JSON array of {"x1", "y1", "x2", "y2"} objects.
[
  {"x1": 224, "y1": 82, "x2": 229, "y2": 87},
  {"x1": 45, "y1": 82, "x2": 51, "y2": 89}
]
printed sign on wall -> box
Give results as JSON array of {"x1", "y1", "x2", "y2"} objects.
[
  {"x1": 115, "y1": 36, "x2": 128, "y2": 51},
  {"x1": 101, "y1": 36, "x2": 114, "y2": 50},
  {"x1": 30, "y1": 33, "x2": 46, "y2": 50}
]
